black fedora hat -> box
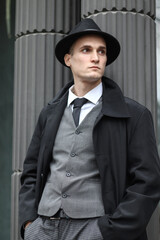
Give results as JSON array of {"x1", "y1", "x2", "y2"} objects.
[{"x1": 55, "y1": 18, "x2": 120, "y2": 67}]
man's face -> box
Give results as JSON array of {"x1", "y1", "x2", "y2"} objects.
[{"x1": 64, "y1": 34, "x2": 107, "y2": 85}]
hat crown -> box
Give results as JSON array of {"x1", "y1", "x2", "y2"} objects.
[{"x1": 69, "y1": 18, "x2": 101, "y2": 35}]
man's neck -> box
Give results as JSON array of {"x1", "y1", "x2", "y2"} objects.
[{"x1": 72, "y1": 79, "x2": 102, "y2": 97}]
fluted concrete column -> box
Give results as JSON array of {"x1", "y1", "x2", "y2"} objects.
[
  {"x1": 81, "y1": 0, "x2": 159, "y2": 239},
  {"x1": 82, "y1": 0, "x2": 157, "y2": 123},
  {"x1": 11, "y1": 0, "x2": 81, "y2": 239}
]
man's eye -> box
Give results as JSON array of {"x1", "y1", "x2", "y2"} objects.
[
  {"x1": 98, "y1": 50, "x2": 106, "y2": 55},
  {"x1": 82, "y1": 48, "x2": 89, "y2": 53}
]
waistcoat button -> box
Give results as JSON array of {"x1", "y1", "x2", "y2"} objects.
[
  {"x1": 66, "y1": 172, "x2": 71, "y2": 177},
  {"x1": 70, "y1": 152, "x2": 76, "y2": 157},
  {"x1": 62, "y1": 194, "x2": 67, "y2": 198},
  {"x1": 75, "y1": 130, "x2": 80, "y2": 135}
]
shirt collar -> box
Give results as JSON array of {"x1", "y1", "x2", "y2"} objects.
[{"x1": 67, "y1": 82, "x2": 102, "y2": 107}]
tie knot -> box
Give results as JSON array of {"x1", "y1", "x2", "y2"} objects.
[{"x1": 73, "y1": 98, "x2": 88, "y2": 108}]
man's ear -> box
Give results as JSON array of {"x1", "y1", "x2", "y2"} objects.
[{"x1": 64, "y1": 54, "x2": 71, "y2": 67}]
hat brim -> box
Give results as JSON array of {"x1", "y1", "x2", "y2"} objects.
[{"x1": 55, "y1": 29, "x2": 120, "y2": 67}]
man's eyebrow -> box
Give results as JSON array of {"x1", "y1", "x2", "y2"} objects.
[
  {"x1": 99, "y1": 46, "x2": 106, "y2": 48},
  {"x1": 80, "y1": 45, "x2": 92, "y2": 49},
  {"x1": 79, "y1": 45, "x2": 106, "y2": 49},
  {"x1": 98, "y1": 46, "x2": 107, "y2": 50}
]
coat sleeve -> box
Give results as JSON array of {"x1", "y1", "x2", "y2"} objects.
[
  {"x1": 98, "y1": 108, "x2": 160, "y2": 240},
  {"x1": 19, "y1": 108, "x2": 46, "y2": 239}
]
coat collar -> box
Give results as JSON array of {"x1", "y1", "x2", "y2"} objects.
[
  {"x1": 101, "y1": 77, "x2": 130, "y2": 118},
  {"x1": 48, "y1": 76, "x2": 130, "y2": 118}
]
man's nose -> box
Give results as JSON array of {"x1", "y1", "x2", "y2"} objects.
[{"x1": 91, "y1": 51, "x2": 99, "y2": 62}]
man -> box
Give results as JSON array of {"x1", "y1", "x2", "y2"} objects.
[{"x1": 19, "y1": 18, "x2": 160, "y2": 240}]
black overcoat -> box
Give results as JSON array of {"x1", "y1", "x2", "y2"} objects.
[{"x1": 19, "y1": 77, "x2": 160, "y2": 240}]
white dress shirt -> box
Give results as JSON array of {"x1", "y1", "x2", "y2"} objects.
[{"x1": 67, "y1": 82, "x2": 102, "y2": 125}]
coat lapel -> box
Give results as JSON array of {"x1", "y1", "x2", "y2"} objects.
[{"x1": 42, "y1": 91, "x2": 68, "y2": 151}]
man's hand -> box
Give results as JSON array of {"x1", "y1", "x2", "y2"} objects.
[{"x1": 25, "y1": 221, "x2": 32, "y2": 229}]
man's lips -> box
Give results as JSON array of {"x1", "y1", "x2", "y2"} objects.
[{"x1": 89, "y1": 66, "x2": 100, "y2": 69}]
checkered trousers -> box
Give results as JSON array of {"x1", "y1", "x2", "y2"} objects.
[{"x1": 24, "y1": 216, "x2": 103, "y2": 240}]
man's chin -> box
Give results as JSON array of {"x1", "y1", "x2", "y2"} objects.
[
  {"x1": 85, "y1": 74, "x2": 103, "y2": 82},
  {"x1": 84, "y1": 71, "x2": 103, "y2": 79}
]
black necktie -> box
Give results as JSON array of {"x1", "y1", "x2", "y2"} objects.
[{"x1": 72, "y1": 98, "x2": 88, "y2": 127}]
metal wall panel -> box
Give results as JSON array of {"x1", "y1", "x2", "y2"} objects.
[{"x1": 81, "y1": 0, "x2": 155, "y2": 19}]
